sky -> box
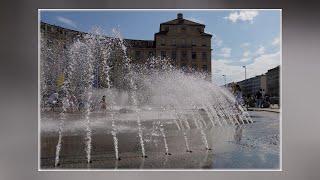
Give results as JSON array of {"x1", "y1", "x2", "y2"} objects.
[{"x1": 40, "y1": 10, "x2": 281, "y2": 85}]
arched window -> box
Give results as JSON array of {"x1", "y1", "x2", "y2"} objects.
[{"x1": 181, "y1": 39, "x2": 186, "y2": 47}]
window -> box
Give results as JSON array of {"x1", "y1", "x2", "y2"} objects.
[
  {"x1": 172, "y1": 26, "x2": 176, "y2": 33},
  {"x1": 171, "y1": 51, "x2": 176, "y2": 60},
  {"x1": 191, "y1": 39, "x2": 196, "y2": 46},
  {"x1": 181, "y1": 51, "x2": 187, "y2": 59},
  {"x1": 161, "y1": 51, "x2": 166, "y2": 59},
  {"x1": 135, "y1": 51, "x2": 141, "y2": 59},
  {"x1": 171, "y1": 39, "x2": 176, "y2": 46},
  {"x1": 161, "y1": 39, "x2": 166, "y2": 46},
  {"x1": 202, "y1": 52, "x2": 207, "y2": 61},
  {"x1": 181, "y1": 26, "x2": 186, "y2": 31},
  {"x1": 192, "y1": 52, "x2": 197, "y2": 60},
  {"x1": 161, "y1": 26, "x2": 169, "y2": 31},
  {"x1": 181, "y1": 39, "x2": 186, "y2": 47},
  {"x1": 202, "y1": 39, "x2": 207, "y2": 47},
  {"x1": 202, "y1": 65, "x2": 208, "y2": 71}
]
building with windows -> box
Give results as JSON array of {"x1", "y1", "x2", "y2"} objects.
[
  {"x1": 237, "y1": 75, "x2": 267, "y2": 97},
  {"x1": 226, "y1": 65, "x2": 280, "y2": 100},
  {"x1": 40, "y1": 13, "x2": 212, "y2": 81},
  {"x1": 266, "y1": 65, "x2": 280, "y2": 97},
  {"x1": 152, "y1": 13, "x2": 212, "y2": 73}
]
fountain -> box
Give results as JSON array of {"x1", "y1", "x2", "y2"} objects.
[{"x1": 40, "y1": 27, "x2": 253, "y2": 168}]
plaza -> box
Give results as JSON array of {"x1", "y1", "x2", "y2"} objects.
[
  {"x1": 39, "y1": 10, "x2": 280, "y2": 170},
  {"x1": 41, "y1": 111, "x2": 279, "y2": 169}
]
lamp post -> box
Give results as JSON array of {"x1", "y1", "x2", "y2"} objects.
[
  {"x1": 222, "y1": 74, "x2": 226, "y2": 87},
  {"x1": 242, "y1": 65, "x2": 247, "y2": 80}
]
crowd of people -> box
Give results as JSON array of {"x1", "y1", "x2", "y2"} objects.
[
  {"x1": 231, "y1": 84, "x2": 277, "y2": 108},
  {"x1": 43, "y1": 90, "x2": 108, "y2": 112}
]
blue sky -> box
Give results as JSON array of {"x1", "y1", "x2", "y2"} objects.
[{"x1": 40, "y1": 10, "x2": 281, "y2": 85}]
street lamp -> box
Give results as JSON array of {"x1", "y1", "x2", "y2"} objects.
[
  {"x1": 242, "y1": 65, "x2": 247, "y2": 80},
  {"x1": 222, "y1": 74, "x2": 226, "y2": 87}
]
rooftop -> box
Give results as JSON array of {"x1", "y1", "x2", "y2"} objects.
[{"x1": 161, "y1": 13, "x2": 205, "y2": 26}]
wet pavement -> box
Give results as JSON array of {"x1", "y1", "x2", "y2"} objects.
[{"x1": 40, "y1": 110, "x2": 280, "y2": 170}]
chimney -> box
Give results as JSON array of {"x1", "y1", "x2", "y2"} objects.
[{"x1": 177, "y1": 13, "x2": 183, "y2": 19}]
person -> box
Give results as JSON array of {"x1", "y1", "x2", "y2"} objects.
[
  {"x1": 261, "y1": 89, "x2": 266, "y2": 99},
  {"x1": 61, "y1": 96, "x2": 70, "y2": 112},
  {"x1": 245, "y1": 94, "x2": 251, "y2": 108},
  {"x1": 48, "y1": 92, "x2": 59, "y2": 111},
  {"x1": 68, "y1": 94, "x2": 78, "y2": 112},
  {"x1": 255, "y1": 89, "x2": 263, "y2": 108},
  {"x1": 249, "y1": 94, "x2": 255, "y2": 107},
  {"x1": 100, "y1": 95, "x2": 107, "y2": 110},
  {"x1": 234, "y1": 84, "x2": 244, "y2": 106},
  {"x1": 263, "y1": 94, "x2": 270, "y2": 108},
  {"x1": 78, "y1": 96, "x2": 85, "y2": 112}
]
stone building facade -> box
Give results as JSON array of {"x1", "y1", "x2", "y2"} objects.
[
  {"x1": 153, "y1": 13, "x2": 212, "y2": 73},
  {"x1": 237, "y1": 75, "x2": 267, "y2": 97},
  {"x1": 40, "y1": 13, "x2": 212, "y2": 79},
  {"x1": 266, "y1": 65, "x2": 280, "y2": 97},
  {"x1": 226, "y1": 65, "x2": 280, "y2": 99}
]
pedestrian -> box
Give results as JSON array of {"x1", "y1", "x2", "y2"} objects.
[
  {"x1": 48, "y1": 92, "x2": 59, "y2": 111},
  {"x1": 68, "y1": 94, "x2": 78, "y2": 112},
  {"x1": 262, "y1": 89, "x2": 266, "y2": 99},
  {"x1": 100, "y1": 95, "x2": 107, "y2": 110},
  {"x1": 255, "y1": 89, "x2": 263, "y2": 108},
  {"x1": 78, "y1": 96, "x2": 85, "y2": 112},
  {"x1": 62, "y1": 96, "x2": 70, "y2": 112},
  {"x1": 235, "y1": 84, "x2": 244, "y2": 106}
]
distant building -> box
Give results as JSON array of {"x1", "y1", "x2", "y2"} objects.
[
  {"x1": 237, "y1": 75, "x2": 267, "y2": 97},
  {"x1": 40, "y1": 13, "x2": 213, "y2": 87},
  {"x1": 266, "y1": 65, "x2": 280, "y2": 97},
  {"x1": 226, "y1": 65, "x2": 280, "y2": 99}
]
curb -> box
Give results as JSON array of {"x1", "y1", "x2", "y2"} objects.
[{"x1": 247, "y1": 108, "x2": 280, "y2": 113}]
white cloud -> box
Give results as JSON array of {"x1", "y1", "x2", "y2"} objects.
[
  {"x1": 225, "y1": 10, "x2": 259, "y2": 23},
  {"x1": 215, "y1": 58, "x2": 232, "y2": 64},
  {"x1": 241, "y1": 42, "x2": 250, "y2": 48},
  {"x1": 243, "y1": 50, "x2": 251, "y2": 57},
  {"x1": 247, "y1": 51, "x2": 280, "y2": 77},
  {"x1": 219, "y1": 47, "x2": 232, "y2": 58},
  {"x1": 240, "y1": 50, "x2": 251, "y2": 62},
  {"x1": 272, "y1": 37, "x2": 280, "y2": 46},
  {"x1": 56, "y1": 16, "x2": 77, "y2": 28},
  {"x1": 255, "y1": 45, "x2": 265, "y2": 55},
  {"x1": 212, "y1": 59, "x2": 244, "y2": 85},
  {"x1": 215, "y1": 39, "x2": 223, "y2": 47},
  {"x1": 240, "y1": 58, "x2": 250, "y2": 62},
  {"x1": 212, "y1": 34, "x2": 223, "y2": 48},
  {"x1": 212, "y1": 51, "x2": 280, "y2": 85}
]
